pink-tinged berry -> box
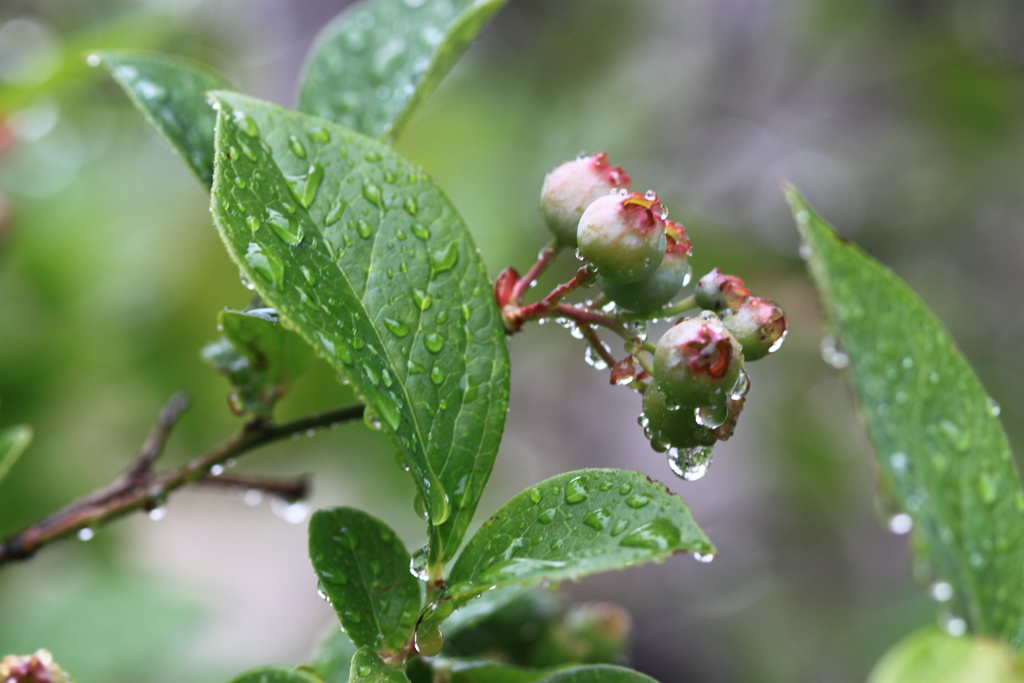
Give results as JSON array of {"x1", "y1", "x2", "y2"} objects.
[
  {"x1": 653, "y1": 314, "x2": 744, "y2": 406},
  {"x1": 694, "y1": 268, "x2": 749, "y2": 312},
  {"x1": 599, "y1": 226, "x2": 692, "y2": 313},
  {"x1": 0, "y1": 650, "x2": 73, "y2": 683},
  {"x1": 540, "y1": 153, "x2": 631, "y2": 247},
  {"x1": 720, "y1": 296, "x2": 787, "y2": 361},
  {"x1": 577, "y1": 191, "x2": 667, "y2": 284}
]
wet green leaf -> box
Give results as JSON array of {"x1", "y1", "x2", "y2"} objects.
[
  {"x1": 867, "y1": 627, "x2": 1024, "y2": 683},
  {"x1": 535, "y1": 665, "x2": 659, "y2": 683},
  {"x1": 210, "y1": 92, "x2": 510, "y2": 562},
  {"x1": 308, "y1": 628, "x2": 358, "y2": 683},
  {"x1": 442, "y1": 469, "x2": 712, "y2": 609},
  {"x1": 226, "y1": 665, "x2": 325, "y2": 683},
  {"x1": 298, "y1": 0, "x2": 510, "y2": 142},
  {"x1": 96, "y1": 50, "x2": 231, "y2": 188},
  {"x1": 0, "y1": 424, "x2": 32, "y2": 487},
  {"x1": 446, "y1": 660, "x2": 557, "y2": 683},
  {"x1": 348, "y1": 649, "x2": 409, "y2": 683},
  {"x1": 201, "y1": 309, "x2": 312, "y2": 415},
  {"x1": 787, "y1": 186, "x2": 1024, "y2": 642},
  {"x1": 309, "y1": 508, "x2": 421, "y2": 654}
]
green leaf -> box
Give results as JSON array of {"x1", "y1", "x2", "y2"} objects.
[
  {"x1": 309, "y1": 508, "x2": 421, "y2": 654},
  {"x1": 226, "y1": 666, "x2": 325, "y2": 683},
  {"x1": 442, "y1": 469, "x2": 712, "y2": 608},
  {"x1": 442, "y1": 586, "x2": 535, "y2": 637},
  {"x1": 787, "y1": 186, "x2": 1024, "y2": 641},
  {"x1": 209, "y1": 92, "x2": 510, "y2": 562},
  {"x1": 0, "y1": 424, "x2": 32, "y2": 486},
  {"x1": 96, "y1": 50, "x2": 231, "y2": 188},
  {"x1": 201, "y1": 309, "x2": 312, "y2": 415},
  {"x1": 867, "y1": 627, "x2": 1024, "y2": 683},
  {"x1": 348, "y1": 649, "x2": 408, "y2": 683},
  {"x1": 308, "y1": 628, "x2": 359, "y2": 683},
  {"x1": 298, "y1": 0, "x2": 510, "y2": 141},
  {"x1": 535, "y1": 666, "x2": 659, "y2": 683},
  {"x1": 446, "y1": 660, "x2": 557, "y2": 683}
]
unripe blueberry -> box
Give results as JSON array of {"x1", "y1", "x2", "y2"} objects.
[
  {"x1": 653, "y1": 314, "x2": 744, "y2": 407},
  {"x1": 694, "y1": 268, "x2": 749, "y2": 312},
  {"x1": 641, "y1": 383, "x2": 717, "y2": 451},
  {"x1": 540, "y1": 153, "x2": 631, "y2": 247},
  {"x1": 720, "y1": 296, "x2": 787, "y2": 361},
  {"x1": 598, "y1": 227, "x2": 692, "y2": 313},
  {"x1": 577, "y1": 192, "x2": 667, "y2": 284}
]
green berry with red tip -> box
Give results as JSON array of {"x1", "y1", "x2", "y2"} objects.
[
  {"x1": 720, "y1": 296, "x2": 787, "y2": 361},
  {"x1": 577, "y1": 191, "x2": 667, "y2": 284},
  {"x1": 653, "y1": 314, "x2": 744, "y2": 407},
  {"x1": 641, "y1": 383, "x2": 717, "y2": 451},
  {"x1": 694, "y1": 268, "x2": 749, "y2": 311},
  {"x1": 540, "y1": 153, "x2": 631, "y2": 247},
  {"x1": 598, "y1": 222, "x2": 692, "y2": 313}
]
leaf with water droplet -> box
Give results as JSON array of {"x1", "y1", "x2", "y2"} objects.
[
  {"x1": 433, "y1": 469, "x2": 712, "y2": 628},
  {"x1": 298, "y1": 0, "x2": 512, "y2": 142},
  {"x1": 306, "y1": 626, "x2": 357, "y2": 683},
  {"x1": 309, "y1": 508, "x2": 420, "y2": 654},
  {"x1": 200, "y1": 309, "x2": 312, "y2": 417},
  {"x1": 788, "y1": 186, "x2": 1024, "y2": 642},
  {"x1": 348, "y1": 648, "x2": 410, "y2": 683},
  {"x1": 96, "y1": 51, "x2": 231, "y2": 188},
  {"x1": 210, "y1": 93, "x2": 510, "y2": 563},
  {"x1": 0, "y1": 424, "x2": 32, "y2": 488},
  {"x1": 224, "y1": 666, "x2": 325, "y2": 683}
]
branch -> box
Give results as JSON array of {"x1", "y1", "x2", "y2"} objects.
[
  {"x1": 509, "y1": 242, "x2": 560, "y2": 304},
  {"x1": 197, "y1": 472, "x2": 309, "y2": 502},
  {"x1": 0, "y1": 401, "x2": 365, "y2": 568}
]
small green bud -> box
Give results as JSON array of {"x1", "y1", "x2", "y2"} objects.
[
  {"x1": 653, "y1": 314, "x2": 743, "y2": 406},
  {"x1": 720, "y1": 296, "x2": 787, "y2": 361},
  {"x1": 599, "y1": 224, "x2": 692, "y2": 313},
  {"x1": 540, "y1": 153, "x2": 630, "y2": 247},
  {"x1": 641, "y1": 383, "x2": 717, "y2": 451},
  {"x1": 577, "y1": 191, "x2": 668, "y2": 284},
  {"x1": 694, "y1": 268, "x2": 749, "y2": 311}
]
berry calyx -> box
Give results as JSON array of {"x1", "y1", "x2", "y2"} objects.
[
  {"x1": 577, "y1": 191, "x2": 667, "y2": 284},
  {"x1": 694, "y1": 268, "x2": 749, "y2": 312},
  {"x1": 598, "y1": 225, "x2": 692, "y2": 313},
  {"x1": 720, "y1": 296, "x2": 787, "y2": 361},
  {"x1": 540, "y1": 153, "x2": 631, "y2": 247},
  {"x1": 653, "y1": 314, "x2": 743, "y2": 407}
]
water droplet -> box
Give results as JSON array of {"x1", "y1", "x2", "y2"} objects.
[
  {"x1": 930, "y1": 581, "x2": 953, "y2": 602},
  {"x1": 610, "y1": 520, "x2": 629, "y2": 536},
  {"x1": 565, "y1": 476, "x2": 589, "y2": 504},
  {"x1": 234, "y1": 111, "x2": 259, "y2": 138},
  {"x1": 530, "y1": 487, "x2": 542, "y2": 504},
  {"x1": 730, "y1": 369, "x2": 750, "y2": 400},
  {"x1": 583, "y1": 508, "x2": 611, "y2": 531},
  {"x1": 78, "y1": 527, "x2": 95, "y2": 541},
  {"x1": 430, "y1": 242, "x2": 459, "y2": 273},
  {"x1": 890, "y1": 452, "x2": 909, "y2": 471},
  {"x1": 384, "y1": 317, "x2": 410, "y2": 337},
  {"x1": 301, "y1": 163, "x2": 325, "y2": 208},
  {"x1": 271, "y1": 498, "x2": 309, "y2": 524},
  {"x1": 988, "y1": 396, "x2": 1001, "y2": 417},
  {"x1": 243, "y1": 489, "x2": 263, "y2": 506},
  {"x1": 693, "y1": 551, "x2": 714, "y2": 563},
  {"x1": 625, "y1": 494, "x2": 650, "y2": 509},
  {"x1": 246, "y1": 215, "x2": 260, "y2": 232},
  {"x1": 356, "y1": 220, "x2": 373, "y2": 239},
  {"x1": 424, "y1": 333, "x2": 444, "y2": 353},
  {"x1": 411, "y1": 223, "x2": 430, "y2": 241},
  {"x1": 888, "y1": 513, "x2": 913, "y2": 534},
  {"x1": 694, "y1": 404, "x2": 728, "y2": 429},
  {"x1": 325, "y1": 200, "x2": 345, "y2": 226},
  {"x1": 618, "y1": 483, "x2": 633, "y2": 495},
  {"x1": 978, "y1": 473, "x2": 998, "y2": 504},
  {"x1": 362, "y1": 181, "x2": 383, "y2": 207},
  {"x1": 618, "y1": 518, "x2": 681, "y2": 550},
  {"x1": 307, "y1": 127, "x2": 330, "y2": 143},
  {"x1": 245, "y1": 242, "x2": 283, "y2": 287},
  {"x1": 537, "y1": 509, "x2": 556, "y2": 524},
  {"x1": 412, "y1": 289, "x2": 432, "y2": 310},
  {"x1": 266, "y1": 210, "x2": 304, "y2": 245},
  {"x1": 409, "y1": 544, "x2": 430, "y2": 580},
  {"x1": 288, "y1": 135, "x2": 307, "y2": 159},
  {"x1": 942, "y1": 616, "x2": 967, "y2": 637},
  {"x1": 86, "y1": 53, "x2": 102, "y2": 67},
  {"x1": 820, "y1": 335, "x2": 850, "y2": 369},
  {"x1": 148, "y1": 506, "x2": 166, "y2": 521},
  {"x1": 667, "y1": 446, "x2": 714, "y2": 481},
  {"x1": 415, "y1": 626, "x2": 444, "y2": 656},
  {"x1": 403, "y1": 196, "x2": 419, "y2": 216},
  {"x1": 430, "y1": 365, "x2": 445, "y2": 385},
  {"x1": 584, "y1": 344, "x2": 609, "y2": 370}
]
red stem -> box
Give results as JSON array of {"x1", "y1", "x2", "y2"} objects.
[{"x1": 510, "y1": 242, "x2": 560, "y2": 305}]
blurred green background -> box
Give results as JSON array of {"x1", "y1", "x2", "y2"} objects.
[{"x1": 2, "y1": 0, "x2": 1023, "y2": 681}]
